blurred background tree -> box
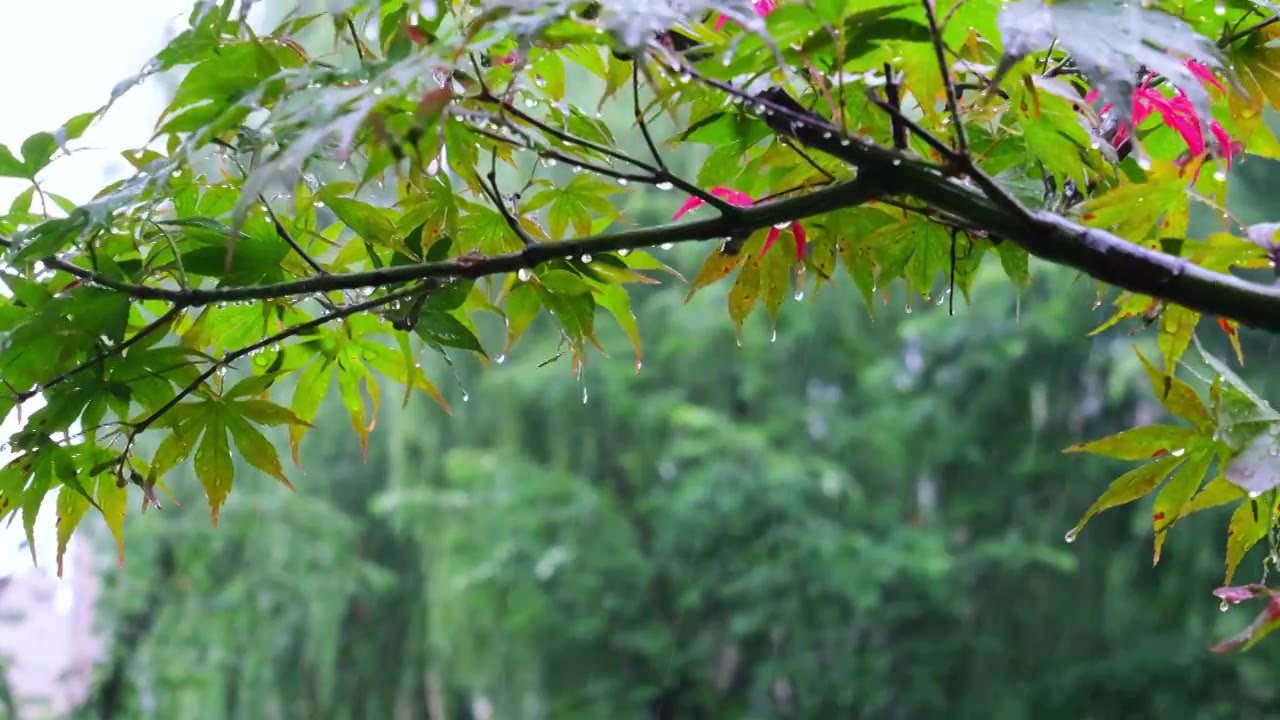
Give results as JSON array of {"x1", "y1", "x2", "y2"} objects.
[{"x1": 71, "y1": 153, "x2": 1280, "y2": 720}]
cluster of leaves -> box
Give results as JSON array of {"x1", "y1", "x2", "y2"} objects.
[{"x1": 2, "y1": 0, "x2": 1280, "y2": 649}]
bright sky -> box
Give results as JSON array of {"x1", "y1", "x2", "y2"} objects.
[{"x1": 0, "y1": 0, "x2": 194, "y2": 583}]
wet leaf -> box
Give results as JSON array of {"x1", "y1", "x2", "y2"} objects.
[
  {"x1": 1133, "y1": 346, "x2": 1212, "y2": 432},
  {"x1": 289, "y1": 358, "x2": 332, "y2": 466},
  {"x1": 1223, "y1": 425, "x2": 1280, "y2": 497},
  {"x1": 227, "y1": 413, "x2": 295, "y2": 490},
  {"x1": 687, "y1": 248, "x2": 746, "y2": 300},
  {"x1": 193, "y1": 405, "x2": 234, "y2": 526},
  {"x1": 54, "y1": 485, "x2": 92, "y2": 578},
  {"x1": 1158, "y1": 305, "x2": 1199, "y2": 377},
  {"x1": 96, "y1": 472, "x2": 128, "y2": 569},
  {"x1": 1152, "y1": 448, "x2": 1214, "y2": 565},
  {"x1": 728, "y1": 255, "x2": 761, "y2": 340},
  {"x1": 1067, "y1": 455, "x2": 1184, "y2": 541},
  {"x1": 1063, "y1": 425, "x2": 1201, "y2": 460},
  {"x1": 1224, "y1": 494, "x2": 1273, "y2": 585},
  {"x1": 1212, "y1": 594, "x2": 1280, "y2": 654},
  {"x1": 595, "y1": 284, "x2": 643, "y2": 371}
]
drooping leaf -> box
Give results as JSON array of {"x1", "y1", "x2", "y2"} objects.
[
  {"x1": 1063, "y1": 425, "x2": 1202, "y2": 460},
  {"x1": 193, "y1": 403, "x2": 235, "y2": 525},
  {"x1": 54, "y1": 484, "x2": 92, "y2": 578},
  {"x1": 1066, "y1": 454, "x2": 1184, "y2": 542},
  {"x1": 1152, "y1": 448, "x2": 1214, "y2": 565},
  {"x1": 1224, "y1": 494, "x2": 1274, "y2": 585}
]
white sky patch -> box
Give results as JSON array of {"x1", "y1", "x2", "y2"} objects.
[{"x1": 0, "y1": 0, "x2": 195, "y2": 584}]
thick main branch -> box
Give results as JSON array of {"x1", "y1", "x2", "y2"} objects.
[{"x1": 751, "y1": 90, "x2": 1280, "y2": 332}]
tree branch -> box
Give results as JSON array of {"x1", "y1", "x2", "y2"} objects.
[
  {"x1": 0, "y1": 177, "x2": 882, "y2": 308},
  {"x1": 745, "y1": 86, "x2": 1280, "y2": 331}
]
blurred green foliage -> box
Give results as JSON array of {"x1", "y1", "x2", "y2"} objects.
[{"x1": 65, "y1": 208, "x2": 1280, "y2": 719}]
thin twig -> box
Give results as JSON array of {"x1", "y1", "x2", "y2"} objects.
[
  {"x1": 633, "y1": 63, "x2": 669, "y2": 173},
  {"x1": 482, "y1": 152, "x2": 535, "y2": 246},
  {"x1": 262, "y1": 196, "x2": 328, "y2": 276},
  {"x1": 1220, "y1": 13, "x2": 1279, "y2": 46},
  {"x1": 883, "y1": 63, "x2": 908, "y2": 150},
  {"x1": 923, "y1": 0, "x2": 969, "y2": 155},
  {"x1": 780, "y1": 137, "x2": 837, "y2": 182}
]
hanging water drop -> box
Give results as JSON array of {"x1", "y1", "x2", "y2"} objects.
[
  {"x1": 517, "y1": 267, "x2": 533, "y2": 281},
  {"x1": 618, "y1": 248, "x2": 631, "y2": 257},
  {"x1": 655, "y1": 181, "x2": 673, "y2": 191},
  {"x1": 1064, "y1": 528, "x2": 1079, "y2": 544},
  {"x1": 617, "y1": 177, "x2": 629, "y2": 186},
  {"x1": 1249, "y1": 490, "x2": 1263, "y2": 499},
  {"x1": 496, "y1": 354, "x2": 506, "y2": 364},
  {"x1": 1213, "y1": 167, "x2": 1227, "y2": 182},
  {"x1": 794, "y1": 289, "x2": 805, "y2": 301},
  {"x1": 582, "y1": 386, "x2": 589, "y2": 404},
  {"x1": 770, "y1": 327, "x2": 777, "y2": 343},
  {"x1": 1220, "y1": 599, "x2": 1231, "y2": 612},
  {"x1": 580, "y1": 254, "x2": 593, "y2": 263},
  {"x1": 660, "y1": 242, "x2": 675, "y2": 250}
]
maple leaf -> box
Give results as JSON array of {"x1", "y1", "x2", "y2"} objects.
[
  {"x1": 714, "y1": 0, "x2": 778, "y2": 32},
  {"x1": 673, "y1": 186, "x2": 807, "y2": 259},
  {"x1": 1086, "y1": 59, "x2": 1239, "y2": 178}
]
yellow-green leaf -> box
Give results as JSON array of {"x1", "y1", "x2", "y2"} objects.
[
  {"x1": 55, "y1": 484, "x2": 92, "y2": 578},
  {"x1": 227, "y1": 413, "x2": 295, "y2": 490},
  {"x1": 194, "y1": 407, "x2": 234, "y2": 526},
  {"x1": 727, "y1": 256, "x2": 761, "y2": 341},
  {"x1": 595, "y1": 284, "x2": 643, "y2": 372},
  {"x1": 1183, "y1": 474, "x2": 1247, "y2": 517},
  {"x1": 1225, "y1": 495, "x2": 1274, "y2": 585},
  {"x1": 289, "y1": 358, "x2": 332, "y2": 466},
  {"x1": 1133, "y1": 346, "x2": 1211, "y2": 432},
  {"x1": 687, "y1": 248, "x2": 746, "y2": 300},
  {"x1": 1158, "y1": 304, "x2": 1199, "y2": 377},
  {"x1": 1063, "y1": 425, "x2": 1201, "y2": 460},
  {"x1": 1067, "y1": 455, "x2": 1184, "y2": 542},
  {"x1": 1152, "y1": 449, "x2": 1214, "y2": 565},
  {"x1": 96, "y1": 473, "x2": 128, "y2": 569}
]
